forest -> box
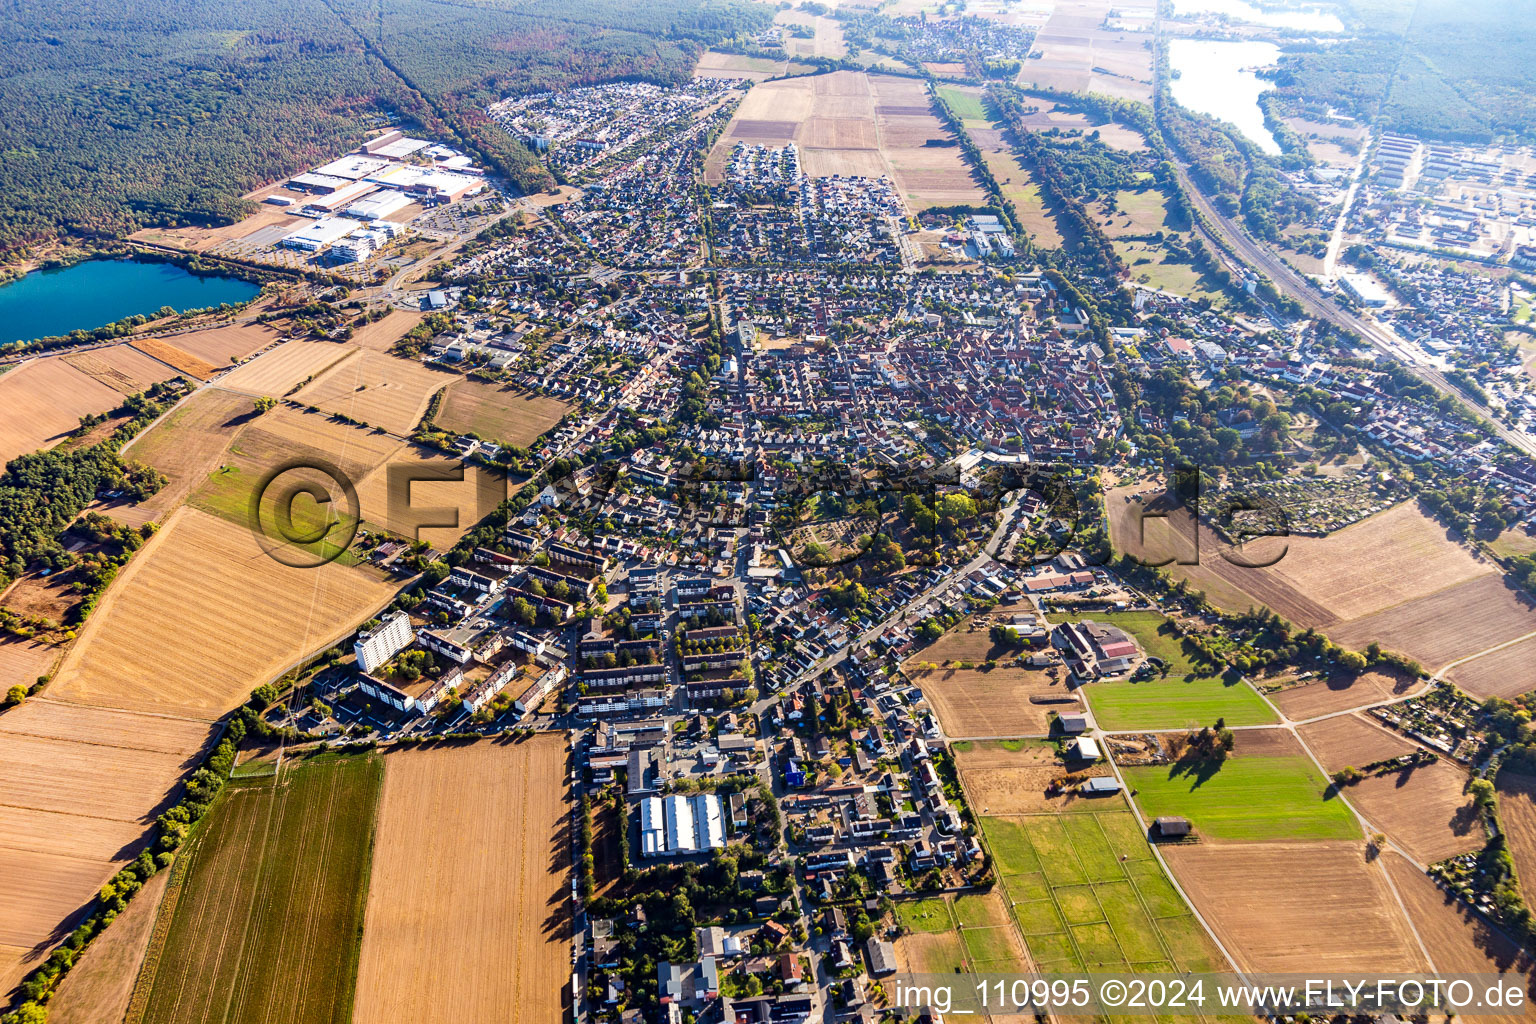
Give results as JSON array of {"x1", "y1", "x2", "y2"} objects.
[{"x1": 0, "y1": 0, "x2": 770, "y2": 262}]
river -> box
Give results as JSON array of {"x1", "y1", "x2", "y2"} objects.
[
  {"x1": 1168, "y1": 37, "x2": 1285, "y2": 155},
  {"x1": 0, "y1": 258, "x2": 261, "y2": 346}
]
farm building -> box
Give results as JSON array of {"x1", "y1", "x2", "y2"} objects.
[
  {"x1": 1058, "y1": 711, "x2": 1091, "y2": 734},
  {"x1": 1154, "y1": 816, "x2": 1191, "y2": 837},
  {"x1": 1072, "y1": 736, "x2": 1102, "y2": 761},
  {"x1": 639, "y1": 793, "x2": 726, "y2": 858},
  {"x1": 1080, "y1": 776, "x2": 1122, "y2": 795},
  {"x1": 1055, "y1": 619, "x2": 1140, "y2": 678}
]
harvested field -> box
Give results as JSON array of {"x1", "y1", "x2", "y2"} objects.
[
  {"x1": 1447, "y1": 635, "x2": 1536, "y2": 699},
  {"x1": 47, "y1": 507, "x2": 396, "y2": 719},
  {"x1": 1342, "y1": 761, "x2": 1481, "y2": 863},
  {"x1": 956, "y1": 741, "x2": 1112, "y2": 814},
  {"x1": 62, "y1": 343, "x2": 183, "y2": 395},
  {"x1": 1496, "y1": 772, "x2": 1536, "y2": 913},
  {"x1": 166, "y1": 322, "x2": 282, "y2": 365},
  {"x1": 216, "y1": 340, "x2": 358, "y2": 398},
  {"x1": 354, "y1": 448, "x2": 514, "y2": 549},
  {"x1": 353, "y1": 738, "x2": 570, "y2": 1024},
  {"x1": 293, "y1": 349, "x2": 459, "y2": 434},
  {"x1": 113, "y1": 388, "x2": 263, "y2": 523},
  {"x1": 1162, "y1": 841, "x2": 1427, "y2": 972},
  {"x1": 128, "y1": 337, "x2": 218, "y2": 380},
  {"x1": 0, "y1": 637, "x2": 58, "y2": 686},
  {"x1": 1382, "y1": 852, "x2": 1535, "y2": 1023},
  {"x1": 436, "y1": 379, "x2": 572, "y2": 447},
  {"x1": 1297, "y1": 713, "x2": 1416, "y2": 773},
  {"x1": 1269, "y1": 666, "x2": 1421, "y2": 720},
  {"x1": 903, "y1": 617, "x2": 1078, "y2": 737},
  {"x1": 132, "y1": 754, "x2": 382, "y2": 1024},
  {"x1": 1108, "y1": 491, "x2": 1535, "y2": 673},
  {"x1": 48, "y1": 869, "x2": 170, "y2": 1024},
  {"x1": 694, "y1": 50, "x2": 795, "y2": 82},
  {"x1": 350, "y1": 310, "x2": 425, "y2": 353},
  {"x1": 0, "y1": 700, "x2": 214, "y2": 989},
  {"x1": 0, "y1": 356, "x2": 124, "y2": 467},
  {"x1": 1021, "y1": 0, "x2": 1154, "y2": 102}
]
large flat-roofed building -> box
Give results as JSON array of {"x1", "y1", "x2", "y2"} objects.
[
  {"x1": 354, "y1": 610, "x2": 415, "y2": 673},
  {"x1": 367, "y1": 164, "x2": 484, "y2": 203},
  {"x1": 298, "y1": 180, "x2": 377, "y2": 216},
  {"x1": 281, "y1": 217, "x2": 359, "y2": 253},
  {"x1": 365, "y1": 130, "x2": 432, "y2": 160},
  {"x1": 640, "y1": 793, "x2": 726, "y2": 857},
  {"x1": 288, "y1": 171, "x2": 352, "y2": 194},
  {"x1": 1339, "y1": 272, "x2": 1391, "y2": 308},
  {"x1": 343, "y1": 190, "x2": 414, "y2": 221},
  {"x1": 313, "y1": 154, "x2": 391, "y2": 180}
]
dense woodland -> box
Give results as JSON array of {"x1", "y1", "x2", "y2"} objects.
[{"x1": 0, "y1": 0, "x2": 770, "y2": 262}]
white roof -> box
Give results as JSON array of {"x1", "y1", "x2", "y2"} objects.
[
  {"x1": 1074, "y1": 736, "x2": 1102, "y2": 760},
  {"x1": 312, "y1": 155, "x2": 391, "y2": 180},
  {"x1": 283, "y1": 218, "x2": 357, "y2": 247}
]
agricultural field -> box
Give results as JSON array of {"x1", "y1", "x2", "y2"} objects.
[
  {"x1": 1496, "y1": 771, "x2": 1536, "y2": 912},
  {"x1": 0, "y1": 637, "x2": 57, "y2": 690},
  {"x1": 0, "y1": 700, "x2": 215, "y2": 993},
  {"x1": 0, "y1": 355, "x2": 126, "y2": 467},
  {"x1": 901, "y1": 616, "x2": 1079, "y2": 737},
  {"x1": 1268, "y1": 665, "x2": 1421, "y2": 720},
  {"x1": 166, "y1": 322, "x2": 282, "y2": 366},
  {"x1": 352, "y1": 738, "x2": 570, "y2": 1024},
  {"x1": 954, "y1": 740, "x2": 1114, "y2": 815},
  {"x1": 110, "y1": 387, "x2": 265, "y2": 525},
  {"x1": 1018, "y1": 0, "x2": 1155, "y2": 102},
  {"x1": 216, "y1": 340, "x2": 359, "y2": 399},
  {"x1": 693, "y1": 50, "x2": 799, "y2": 82},
  {"x1": 705, "y1": 71, "x2": 983, "y2": 210},
  {"x1": 1117, "y1": 730, "x2": 1357, "y2": 843},
  {"x1": 775, "y1": 9, "x2": 847, "y2": 59},
  {"x1": 979, "y1": 807, "x2": 1227, "y2": 976},
  {"x1": 1009, "y1": 96, "x2": 1147, "y2": 152},
  {"x1": 293, "y1": 349, "x2": 457, "y2": 435},
  {"x1": 1060, "y1": 610, "x2": 1277, "y2": 730},
  {"x1": 1447, "y1": 634, "x2": 1536, "y2": 698},
  {"x1": 1380, "y1": 852, "x2": 1535, "y2": 1024},
  {"x1": 130, "y1": 753, "x2": 382, "y2": 1024},
  {"x1": 47, "y1": 870, "x2": 170, "y2": 1024},
  {"x1": 354, "y1": 448, "x2": 514, "y2": 550},
  {"x1": 895, "y1": 891, "x2": 1030, "y2": 977},
  {"x1": 46, "y1": 507, "x2": 395, "y2": 719},
  {"x1": 1107, "y1": 492, "x2": 1536, "y2": 674},
  {"x1": 1297, "y1": 713, "x2": 1416, "y2": 773},
  {"x1": 62, "y1": 343, "x2": 183, "y2": 395},
  {"x1": 128, "y1": 337, "x2": 218, "y2": 380},
  {"x1": 350, "y1": 311, "x2": 425, "y2": 353},
  {"x1": 1340, "y1": 760, "x2": 1481, "y2": 863},
  {"x1": 1162, "y1": 842, "x2": 1427, "y2": 973},
  {"x1": 435, "y1": 379, "x2": 572, "y2": 448}
]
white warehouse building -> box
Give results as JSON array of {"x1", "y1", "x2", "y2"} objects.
[
  {"x1": 354, "y1": 611, "x2": 415, "y2": 674},
  {"x1": 640, "y1": 793, "x2": 726, "y2": 858}
]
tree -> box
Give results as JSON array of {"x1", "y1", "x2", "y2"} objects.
[
  {"x1": 253, "y1": 396, "x2": 277, "y2": 414},
  {"x1": 1470, "y1": 778, "x2": 1496, "y2": 810},
  {"x1": 1337, "y1": 649, "x2": 1368, "y2": 673},
  {"x1": 3, "y1": 685, "x2": 25, "y2": 706}
]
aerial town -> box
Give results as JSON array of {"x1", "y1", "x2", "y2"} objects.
[{"x1": 3, "y1": 1, "x2": 1536, "y2": 1023}]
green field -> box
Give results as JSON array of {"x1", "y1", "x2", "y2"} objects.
[
  {"x1": 897, "y1": 897, "x2": 954, "y2": 934},
  {"x1": 1120, "y1": 752, "x2": 1360, "y2": 842},
  {"x1": 980, "y1": 808, "x2": 1226, "y2": 978},
  {"x1": 938, "y1": 85, "x2": 988, "y2": 121},
  {"x1": 1062, "y1": 611, "x2": 1278, "y2": 730},
  {"x1": 132, "y1": 753, "x2": 382, "y2": 1024}
]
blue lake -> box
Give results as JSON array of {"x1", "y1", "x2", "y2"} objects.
[{"x1": 0, "y1": 259, "x2": 261, "y2": 346}]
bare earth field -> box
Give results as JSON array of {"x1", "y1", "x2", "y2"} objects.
[
  {"x1": 694, "y1": 50, "x2": 796, "y2": 82},
  {"x1": 436, "y1": 379, "x2": 572, "y2": 448},
  {"x1": 353, "y1": 739, "x2": 570, "y2": 1024},
  {"x1": 128, "y1": 337, "x2": 218, "y2": 381},
  {"x1": 1445, "y1": 633, "x2": 1536, "y2": 699},
  {"x1": 956, "y1": 741, "x2": 1111, "y2": 814},
  {"x1": 1344, "y1": 761, "x2": 1482, "y2": 864},
  {"x1": 1495, "y1": 772, "x2": 1536, "y2": 913},
  {"x1": 293, "y1": 349, "x2": 458, "y2": 435},
  {"x1": 46, "y1": 507, "x2": 395, "y2": 719},
  {"x1": 216, "y1": 339, "x2": 358, "y2": 398},
  {"x1": 0, "y1": 356, "x2": 125, "y2": 467},
  {"x1": 903, "y1": 618, "x2": 1078, "y2": 737},
  {"x1": 1010, "y1": 97, "x2": 1147, "y2": 151},
  {"x1": 350, "y1": 310, "x2": 425, "y2": 353},
  {"x1": 1269, "y1": 666, "x2": 1420, "y2": 720},
  {"x1": 1108, "y1": 491, "x2": 1535, "y2": 672},
  {"x1": 165, "y1": 322, "x2": 281, "y2": 365},
  {"x1": 48, "y1": 869, "x2": 170, "y2": 1024},
  {"x1": 1298, "y1": 713, "x2": 1416, "y2": 773},
  {"x1": 111, "y1": 388, "x2": 264, "y2": 524},
  {"x1": 62, "y1": 344, "x2": 182, "y2": 395},
  {"x1": 0, "y1": 700, "x2": 213, "y2": 992},
  {"x1": 1161, "y1": 841, "x2": 1427, "y2": 972},
  {"x1": 0, "y1": 637, "x2": 59, "y2": 687},
  {"x1": 354, "y1": 449, "x2": 514, "y2": 549},
  {"x1": 131, "y1": 206, "x2": 302, "y2": 253},
  {"x1": 1382, "y1": 853, "x2": 1535, "y2": 1023},
  {"x1": 1020, "y1": 0, "x2": 1154, "y2": 102}
]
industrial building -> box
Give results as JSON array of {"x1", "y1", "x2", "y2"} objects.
[
  {"x1": 313, "y1": 154, "x2": 391, "y2": 181},
  {"x1": 280, "y1": 217, "x2": 359, "y2": 253},
  {"x1": 1339, "y1": 272, "x2": 1391, "y2": 308},
  {"x1": 344, "y1": 190, "x2": 414, "y2": 221},
  {"x1": 639, "y1": 793, "x2": 726, "y2": 857}
]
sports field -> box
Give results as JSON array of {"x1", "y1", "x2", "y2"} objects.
[
  {"x1": 1119, "y1": 732, "x2": 1358, "y2": 842},
  {"x1": 980, "y1": 808, "x2": 1226, "y2": 976},
  {"x1": 1063, "y1": 611, "x2": 1277, "y2": 730},
  {"x1": 130, "y1": 753, "x2": 382, "y2": 1024}
]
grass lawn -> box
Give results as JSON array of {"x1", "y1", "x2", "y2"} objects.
[
  {"x1": 1112, "y1": 237, "x2": 1228, "y2": 303},
  {"x1": 1099, "y1": 186, "x2": 1175, "y2": 238},
  {"x1": 938, "y1": 85, "x2": 988, "y2": 120},
  {"x1": 981, "y1": 809, "x2": 1223, "y2": 976},
  {"x1": 1062, "y1": 611, "x2": 1278, "y2": 730},
  {"x1": 1120, "y1": 754, "x2": 1359, "y2": 842},
  {"x1": 897, "y1": 897, "x2": 954, "y2": 933}
]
